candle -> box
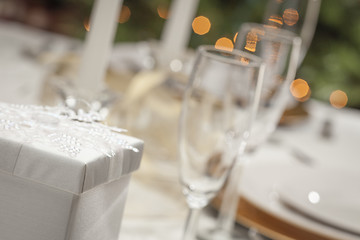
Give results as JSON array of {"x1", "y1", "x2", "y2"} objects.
[
  {"x1": 160, "y1": 0, "x2": 200, "y2": 67},
  {"x1": 77, "y1": 0, "x2": 123, "y2": 96}
]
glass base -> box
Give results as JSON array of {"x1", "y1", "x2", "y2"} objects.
[
  {"x1": 197, "y1": 225, "x2": 271, "y2": 240},
  {"x1": 197, "y1": 227, "x2": 249, "y2": 240}
]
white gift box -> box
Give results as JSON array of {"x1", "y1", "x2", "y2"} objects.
[{"x1": 0, "y1": 103, "x2": 143, "y2": 240}]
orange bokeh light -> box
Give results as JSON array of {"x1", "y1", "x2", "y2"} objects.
[
  {"x1": 83, "y1": 18, "x2": 90, "y2": 31},
  {"x1": 245, "y1": 31, "x2": 258, "y2": 52},
  {"x1": 215, "y1": 37, "x2": 234, "y2": 51},
  {"x1": 192, "y1": 16, "x2": 211, "y2": 35},
  {"x1": 283, "y1": 8, "x2": 299, "y2": 26},
  {"x1": 119, "y1": 5, "x2": 131, "y2": 23},
  {"x1": 240, "y1": 57, "x2": 250, "y2": 65},
  {"x1": 268, "y1": 15, "x2": 284, "y2": 26},
  {"x1": 233, "y1": 32, "x2": 238, "y2": 43},
  {"x1": 157, "y1": 6, "x2": 169, "y2": 19},
  {"x1": 330, "y1": 90, "x2": 348, "y2": 109},
  {"x1": 290, "y1": 79, "x2": 310, "y2": 99},
  {"x1": 299, "y1": 89, "x2": 311, "y2": 102}
]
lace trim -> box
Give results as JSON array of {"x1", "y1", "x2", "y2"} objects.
[{"x1": 0, "y1": 103, "x2": 138, "y2": 158}]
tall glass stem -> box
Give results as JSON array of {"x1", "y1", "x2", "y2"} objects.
[
  {"x1": 182, "y1": 207, "x2": 202, "y2": 240},
  {"x1": 217, "y1": 155, "x2": 248, "y2": 237}
]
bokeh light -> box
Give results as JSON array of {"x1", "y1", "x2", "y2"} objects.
[
  {"x1": 245, "y1": 31, "x2": 258, "y2": 52},
  {"x1": 268, "y1": 15, "x2": 283, "y2": 26},
  {"x1": 119, "y1": 5, "x2": 131, "y2": 23},
  {"x1": 240, "y1": 57, "x2": 250, "y2": 65},
  {"x1": 170, "y1": 59, "x2": 183, "y2": 72},
  {"x1": 233, "y1": 32, "x2": 238, "y2": 43},
  {"x1": 290, "y1": 79, "x2": 310, "y2": 100},
  {"x1": 215, "y1": 37, "x2": 234, "y2": 51},
  {"x1": 330, "y1": 90, "x2": 348, "y2": 109},
  {"x1": 283, "y1": 8, "x2": 299, "y2": 26},
  {"x1": 192, "y1": 16, "x2": 211, "y2": 35},
  {"x1": 83, "y1": 18, "x2": 90, "y2": 31},
  {"x1": 157, "y1": 6, "x2": 168, "y2": 19},
  {"x1": 308, "y1": 191, "x2": 320, "y2": 204},
  {"x1": 299, "y1": 89, "x2": 311, "y2": 102}
]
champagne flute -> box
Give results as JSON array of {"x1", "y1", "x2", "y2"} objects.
[
  {"x1": 178, "y1": 45, "x2": 265, "y2": 240},
  {"x1": 238, "y1": 23, "x2": 302, "y2": 148},
  {"x1": 199, "y1": 23, "x2": 301, "y2": 240},
  {"x1": 263, "y1": 0, "x2": 321, "y2": 63}
]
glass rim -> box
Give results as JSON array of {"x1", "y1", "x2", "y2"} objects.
[
  {"x1": 197, "y1": 45, "x2": 265, "y2": 68},
  {"x1": 238, "y1": 22, "x2": 302, "y2": 45}
]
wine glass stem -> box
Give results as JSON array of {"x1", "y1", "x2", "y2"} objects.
[
  {"x1": 217, "y1": 161, "x2": 244, "y2": 233},
  {"x1": 182, "y1": 207, "x2": 201, "y2": 240}
]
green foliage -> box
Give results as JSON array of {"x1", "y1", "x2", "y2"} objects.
[
  {"x1": 299, "y1": 0, "x2": 360, "y2": 108},
  {"x1": 62, "y1": 0, "x2": 360, "y2": 108}
]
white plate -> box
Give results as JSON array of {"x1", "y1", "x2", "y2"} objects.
[
  {"x1": 278, "y1": 167, "x2": 360, "y2": 235},
  {"x1": 240, "y1": 144, "x2": 360, "y2": 240}
]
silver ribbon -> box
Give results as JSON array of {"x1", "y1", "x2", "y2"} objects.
[{"x1": 0, "y1": 103, "x2": 138, "y2": 158}]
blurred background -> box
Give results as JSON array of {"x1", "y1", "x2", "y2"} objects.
[{"x1": 0, "y1": 0, "x2": 359, "y2": 109}]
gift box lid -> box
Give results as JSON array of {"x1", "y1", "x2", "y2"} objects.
[{"x1": 0, "y1": 103, "x2": 143, "y2": 194}]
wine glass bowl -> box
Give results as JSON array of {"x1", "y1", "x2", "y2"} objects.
[
  {"x1": 263, "y1": 0, "x2": 321, "y2": 62},
  {"x1": 236, "y1": 23, "x2": 302, "y2": 149}
]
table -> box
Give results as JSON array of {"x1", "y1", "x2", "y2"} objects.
[
  {"x1": 120, "y1": 100, "x2": 360, "y2": 240},
  {"x1": 1, "y1": 20, "x2": 360, "y2": 240}
]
